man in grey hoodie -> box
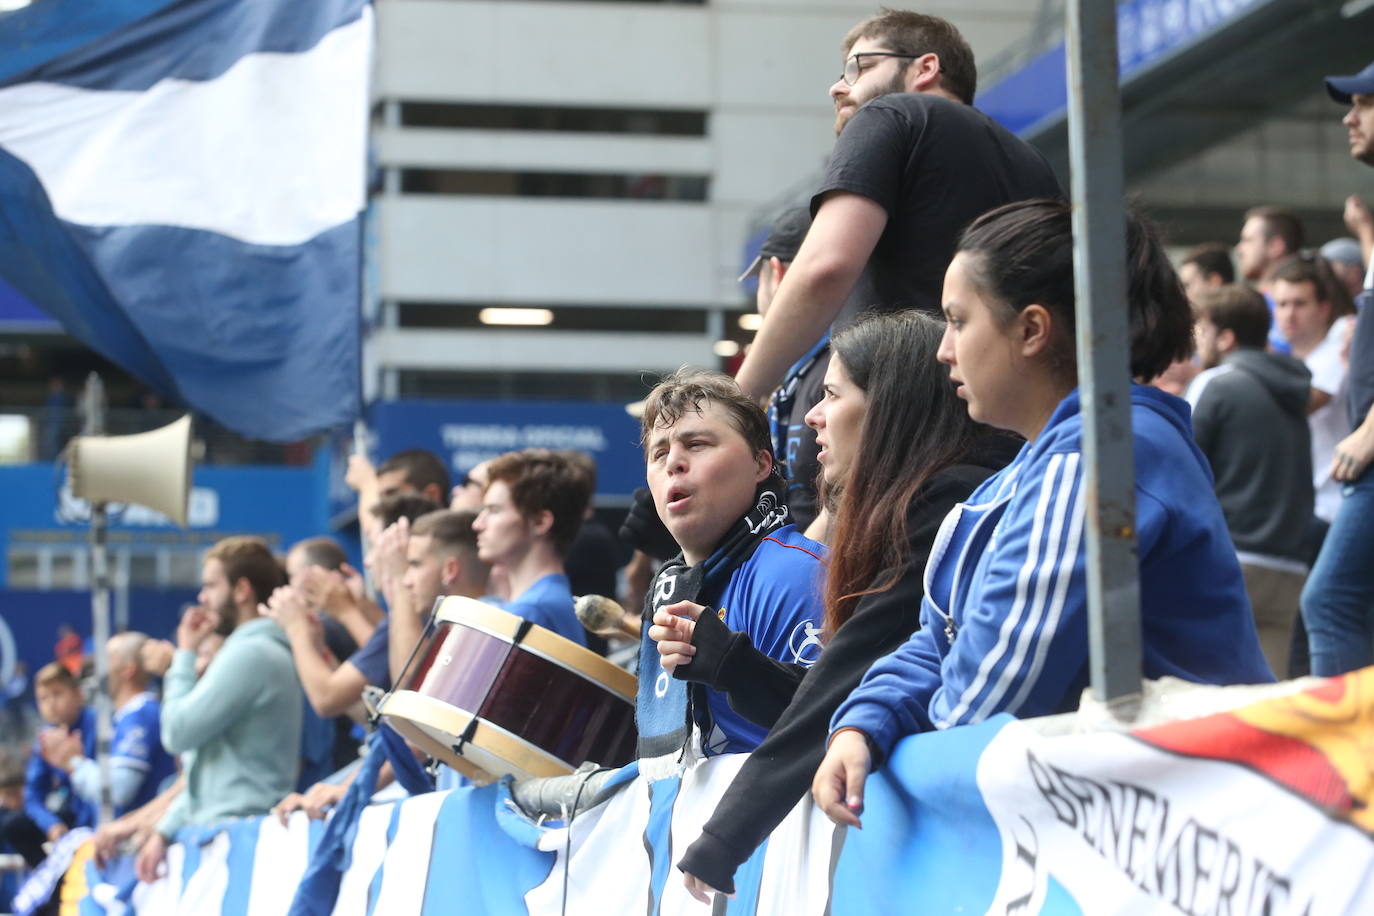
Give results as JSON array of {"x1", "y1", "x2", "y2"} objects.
[
  {"x1": 135, "y1": 536, "x2": 303, "y2": 883},
  {"x1": 1187, "y1": 285, "x2": 1314, "y2": 677}
]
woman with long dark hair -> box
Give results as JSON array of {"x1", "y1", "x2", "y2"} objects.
[
  {"x1": 649, "y1": 310, "x2": 1016, "y2": 901},
  {"x1": 813, "y1": 199, "x2": 1274, "y2": 828}
]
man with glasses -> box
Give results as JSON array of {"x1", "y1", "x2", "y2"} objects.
[{"x1": 732, "y1": 10, "x2": 1060, "y2": 508}]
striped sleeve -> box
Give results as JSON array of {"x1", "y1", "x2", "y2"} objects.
[{"x1": 930, "y1": 451, "x2": 1088, "y2": 728}]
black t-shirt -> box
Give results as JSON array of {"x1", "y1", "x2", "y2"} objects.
[
  {"x1": 564, "y1": 518, "x2": 628, "y2": 599},
  {"x1": 813, "y1": 93, "x2": 1063, "y2": 323},
  {"x1": 564, "y1": 518, "x2": 631, "y2": 656}
]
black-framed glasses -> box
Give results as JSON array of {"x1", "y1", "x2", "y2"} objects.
[{"x1": 842, "y1": 51, "x2": 922, "y2": 86}]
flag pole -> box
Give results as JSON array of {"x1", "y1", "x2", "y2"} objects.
[
  {"x1": 81, "y1": 372, "x2": 115, "y2": 824},
  {"x1": 1065, "y1": 0, "x2": 1143, "y2": 720}
]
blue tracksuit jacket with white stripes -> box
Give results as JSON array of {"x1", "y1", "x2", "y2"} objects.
[{"x1": 831, "y1": 384, "x2": 1274, "y2": 759}]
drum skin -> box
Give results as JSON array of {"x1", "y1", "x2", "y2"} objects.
[{"x1": 383, "y1": 597, "x2": 637, "y2": 780}]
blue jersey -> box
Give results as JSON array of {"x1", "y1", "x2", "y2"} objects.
[
  {"x1": 504, "y1": 573, "x2": 586, "y2": 647},
  {"x1": 23, "y1": 706, "x2": 98, "y2": 832},
  {"x1": 110, "y1": 692, "x2": 177, "y2": 815},
  {"x1": 707, "y1": 526, "x2": 824, "y2": 754}
]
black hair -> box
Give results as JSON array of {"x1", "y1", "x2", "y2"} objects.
[
  {"x1": 1270, "y1": 251, "x2": 1356, "y2": 319},
  {"x1": 1244, "y1": 206, "x2": 1305, "y2": 256},
  {"x1": 956, "y1": 198, "x2": 1194, "y2": 382},
  {"x1": 1181, "y1": 243, "x2": 1235, "y2": 285},
  {"x1": 844, "y1": 8, "x2": 977, "y2": 104},
  {"x1": 824, "y1": 310, "x2": 989, "y2": 637},
  {"x1": 370, "y1": 493, "x2": 441, "y2": 528},
  {"x1": 411, "y1": 509, "x2": 480, "y2": 555},
  {"x1": 1195, "y1": 285, "x2": 1272, "y2": 350},
  {"x1": 291, "y1": 536, "x2": 348, "y2": 572},
  {"x1": 378, "y1": 449, "x2": 451, "y2": 499}
]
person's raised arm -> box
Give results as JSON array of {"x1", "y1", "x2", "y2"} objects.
[
  {"x1": 733, "y1": 193, "x2": 887, "y2": 401},
  {"x1": 651, "y1": 601, "x2": 806, "y2": 728},
  {"x1": 678, "y1": 534, "x2": 934, "y2": 894},
  {"x1": 1345, "y1": 194, "x2": 1373, "y2": 268},
  {"x1": 372, "y1": 519, "x2": 425, "y2": 687},
  {"x1": 298, "y1": 565, "x2": 376, "y2": 647},
  {"x1": 347, "y1": 454, "x2": 383, "y2": 542},
  {"x1": 267, "y1": 585, "x2": 369, "y2": 719}
]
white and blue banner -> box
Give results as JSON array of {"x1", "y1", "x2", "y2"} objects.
[
  {"x1": 68, "y1": 671, "x2": 1374, "y2": 915},
  {"x1": 0, "y1": 0, "x2": 370, "y2": 441}
]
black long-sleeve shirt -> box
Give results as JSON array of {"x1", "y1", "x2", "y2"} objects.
[{"x1": 672, "y1": 461, "x2": 1002, "y2": 893}]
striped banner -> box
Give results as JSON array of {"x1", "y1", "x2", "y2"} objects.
[{"x1": 69, "y1": 669, "x2": 1374, "y2": 914}]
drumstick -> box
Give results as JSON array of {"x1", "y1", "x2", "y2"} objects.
[{"x1": 574, "y1": 594, "x2": 641, "y2": 640}]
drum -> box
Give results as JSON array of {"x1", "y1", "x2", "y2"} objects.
[{"x1": 378, "y1": 596, "x2": 637, "y2": 783}]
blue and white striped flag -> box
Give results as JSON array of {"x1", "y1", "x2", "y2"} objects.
[{"x1": 0, "y1": 0, "x2": 370, "y2": 441}]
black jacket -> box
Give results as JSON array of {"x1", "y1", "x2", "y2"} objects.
[
  {"x1": 672, "y1": 456, "x2": 1008, "y2": 893},
  {"x1": 1190, "y1": 349, "x2": 1313, "y2": 562}
]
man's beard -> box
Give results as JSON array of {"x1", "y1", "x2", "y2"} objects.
[
  {"x1": 834, "y1": 70, "x2": 908, "y2": 135},
  {"x1": 213, "y1": 593, "x2": 238, "y2": 636}
]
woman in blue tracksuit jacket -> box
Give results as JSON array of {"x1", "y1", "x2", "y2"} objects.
[{"x1": 813, "y1": 199, "x2": 1274, "y2": 826}]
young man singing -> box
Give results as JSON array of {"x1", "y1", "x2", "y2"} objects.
[{"x1": 639, "y1": 368, "x2": 825, "y2": 776}]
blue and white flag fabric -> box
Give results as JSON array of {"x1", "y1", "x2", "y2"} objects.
[
  {"x1": 13, "y1": 827, "x2": 91, "y2": 916},
  {"x1": 0, "y1": 0, "x2": 370, "y2": 442}
]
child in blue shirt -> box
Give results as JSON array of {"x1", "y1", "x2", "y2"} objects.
[{"x1": 1, "y1": 663, "x2": 96, "y2": 866}]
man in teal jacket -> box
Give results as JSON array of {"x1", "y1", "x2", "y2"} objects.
[{"x1": 135, "y1": 536, "x2": 303, "y2": 883}]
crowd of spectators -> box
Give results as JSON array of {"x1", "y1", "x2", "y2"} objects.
[{"x1": 2, "y1": 9, "x2": 1373, "y2": 911}]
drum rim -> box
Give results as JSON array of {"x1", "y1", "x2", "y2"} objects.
[
  {"x1": 380, "y1": 689, "x2": 573, "y2": 780},
  {"x1": 434, "y1": 595, "x2": 637, "y2": 698},
  {"x1": 386, "y1": 715, "x2": 495, "y2": 785}
]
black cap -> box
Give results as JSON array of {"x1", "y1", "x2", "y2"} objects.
[
  {"x1": 1326, "y1": 61, "x2": 1374, "y2": 104},
  {"x1": 738, "y1": 207, "x2": 812, "y2": 282}
]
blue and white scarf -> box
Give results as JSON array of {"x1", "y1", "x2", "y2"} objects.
[{"x1": 635, "y1": 481, "x2": 789, "y2": 779}]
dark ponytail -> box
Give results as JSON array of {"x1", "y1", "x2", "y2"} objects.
[{"x1": 956, "y1": 199, "x2": 1194, "y2": 382}]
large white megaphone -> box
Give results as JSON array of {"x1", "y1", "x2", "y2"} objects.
[{"x1": 66, "y1": 414, "x2": 194, "y2": 527}]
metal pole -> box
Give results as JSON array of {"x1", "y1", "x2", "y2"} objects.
[
  {"x1": 1064, "y1": 0, "x2": 1143, "y2": 717},
  {"x1": 81, "y1": 373, "x2": 115, "y2": 823},
  {"x1": 354, "y1": 418, "x2": 378, "y2": 601}
]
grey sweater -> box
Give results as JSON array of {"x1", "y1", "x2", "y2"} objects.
[
  {"x1": 157, "y1": 616, "x2": 302, "y2": 837},
  {"x1": 1188, "y1": 348, "x2": 1314, "y2": 563}
]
